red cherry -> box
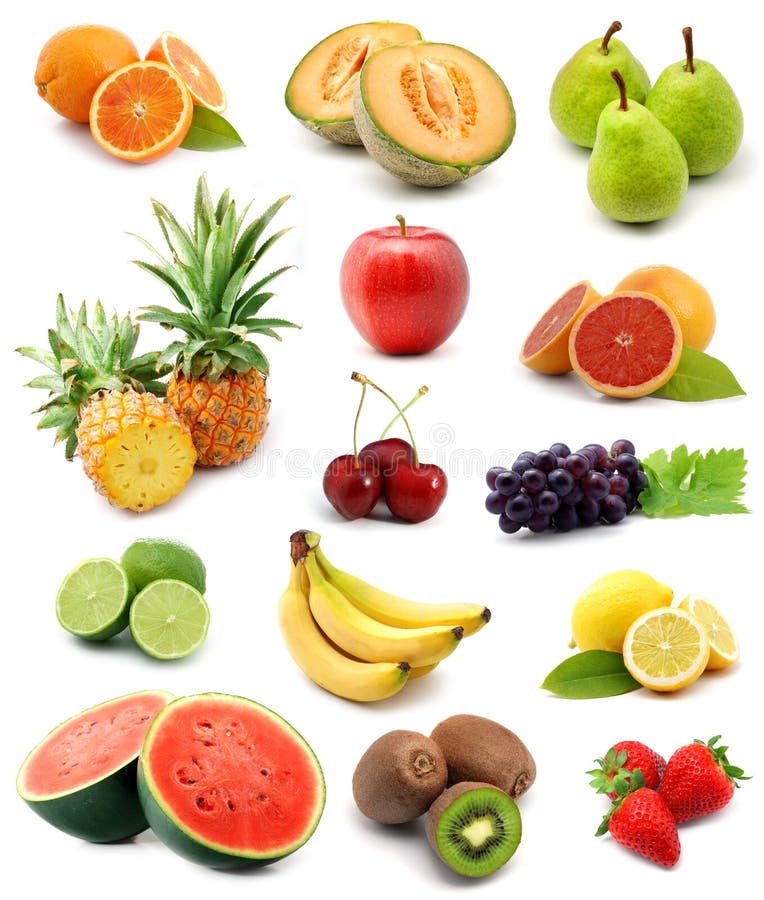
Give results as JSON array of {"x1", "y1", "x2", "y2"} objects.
[
  {"x1": 383, "y1": 462, "x2": 448, "y2": 523},
  {"x1": 323, "y1": 454, "x2": 382, "y2": 520},
  {"x1": 358, "y1": 438, "x2": 415, "y2": 478}
]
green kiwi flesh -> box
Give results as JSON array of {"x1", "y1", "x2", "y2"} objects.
[{"x1": 426, "y1": 781, "x2": 522, "y2": 878}]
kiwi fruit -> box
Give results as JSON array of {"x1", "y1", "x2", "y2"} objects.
[
  {"x1": 352, "y1": 729, "x2": 448, "y2": 824},
  {"x1": 430, "y1": 714, "x2": 536, "y2": 798},
  {"x1": 426, "y1": 781, "x2": 522, "y2": 878}
]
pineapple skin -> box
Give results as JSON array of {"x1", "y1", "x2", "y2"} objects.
[
  {"x1": 76, "y1": 389, "x2": 196, "y2": 511},
  {"x1": 167, "y1": 368, "x2": 270, "y2": 467}
]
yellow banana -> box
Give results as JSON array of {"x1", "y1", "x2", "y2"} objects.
[
  {"x1": 315, "y1": 545, "x2": 491, "y2": 636},
  {"x1": 304, "y1": 551, "x2": 463, "y2": 667},
  {"x1": 278, "y1": 560, "x2": 411, "y2": 702},
  {"x1": 409, "y1": 662, "x2": 439, "y2": 679}
]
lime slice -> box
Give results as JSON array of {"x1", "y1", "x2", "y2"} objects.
[
  {"x1": 121, "y1": 537, "x2": 206, "y2": 594},
  {"x1": 56, "y1": 558, "x2": 134, "y2": 641},
  {"x1": 129, "y1": 579, "x2": 210, "y2": 660}
]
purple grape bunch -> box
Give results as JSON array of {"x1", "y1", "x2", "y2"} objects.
[{"x1": 484, "y1": 440, "x2": 648, "y2": 535}]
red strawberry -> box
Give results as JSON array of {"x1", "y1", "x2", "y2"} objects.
[
  {"x1": 588, "y1": 741, "x2": 667, "y2": 799},
  {"x1": 596, "y1": 771, "x2": 680, "y2": 868},
  {"x1": 658, "y1": 735, "x2": 749, "y2": 824}
]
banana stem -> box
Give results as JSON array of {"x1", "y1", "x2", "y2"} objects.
[
  {"x1": 352, "y1": 372, "x2": 420, "y2": 467},
  {"x1": 379, "y1": 385, "x2": 428, "y2": 439}
]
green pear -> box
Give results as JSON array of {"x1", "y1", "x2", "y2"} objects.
[
  {"x1": 587, "y1": 70, "x2": 689, "y2": 223},
  {"x1": 550, "y1": 21, "x2": 651, "y2": 148},
  {"x1": 645, "y1": 27, "x2": 743, "y2": 176}
]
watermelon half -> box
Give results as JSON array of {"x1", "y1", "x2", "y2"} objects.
[
  {"x1": 137, "y1": 692, "x2": 326, "y2": 868},
  {"x1": 17, "y1": 689, "x2": 174, "y2": 842}
]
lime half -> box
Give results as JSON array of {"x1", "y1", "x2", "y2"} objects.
[
  {"x1": 121, "y1": 537, "x2": 206, "y2": 594},
  {"x1": 129, "y1": 579, "x2": 210, "y2": 660},
  {"x1": 56, "y1": 558, "x2": 134, "y2": 641}
]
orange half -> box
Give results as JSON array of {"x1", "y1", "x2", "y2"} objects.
[
  {"x1": 519, "y1": 280, "x2": 601, "y2": 374},
  {"x1": 568, "y1": 291, "x2": 683, "y2": 398},
  {"x1": 146, "y1": 31, "x2": 226, "y2": 112},
  {"x1": 89, "y1": 60, "x2": 194, "y2": 163}
]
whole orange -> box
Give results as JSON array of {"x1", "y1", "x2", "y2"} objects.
[
  {"x1": 613, "y1": 265, "x2": 716, "y2": 351},
  {"x1": 35, "y1": 24, "x2": 140, "y2": 122}
]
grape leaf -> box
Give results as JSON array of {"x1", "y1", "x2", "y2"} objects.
[
  {"x1": 541, "y1": 650, "x2": 641, "y2": 699},
  {"x1": 639, "y1": 445, "x2": 749, "y2": 518},
  {"x1": 181, "y1": 107, "x2": 245, "y2": 151},
  {"x1": 652, "y1": 347, "x2": 746, "y2": 402}
]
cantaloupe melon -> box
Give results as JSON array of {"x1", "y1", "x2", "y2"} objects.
[
  {"x1": 285, "y1": 22, "x2": 422, "y2": 145},
  {"x1": 353, "y1": 41, "x2": 515, "y2": 186}
]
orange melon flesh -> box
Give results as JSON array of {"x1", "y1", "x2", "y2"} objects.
[
  {"x1": 569, "y1": 292, "x2": 683, "y2": 398},
  {"x1": 285, "y1": 21, "x2": 422, "y2": 144}
]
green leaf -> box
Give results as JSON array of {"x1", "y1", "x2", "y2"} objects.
[
  {"x1": 639, "y1": 445, "x2": 749, "y2": 518},
  {"x1": 541, "y1": 650, "x2": 641, "y2": 699},
  {"x1": 180, "y1": 107, "x2": 245, "y2": 151},
  {"x1": 652, "y1": 347, "x2": 746, "y2": 401}
]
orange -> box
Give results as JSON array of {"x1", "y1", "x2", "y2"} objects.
[
  {"x1": 613, "y1": 265, "x2": 716, "y2": 351},
  {"x1": 35, "y1": 24, "x2": 140, "y2": 123},
  {"x1": 89, "y1": 61, "x2": 194, "y2": 163},
  {"x1": 568, "y1": 292, "x2": 683, "y2": 398},
  {"x1": 519, "y1": 280, "x2": 601, "y2": 374},
  {"x1": 146, "y1": 31, "x2": 226, "y2": 112}
]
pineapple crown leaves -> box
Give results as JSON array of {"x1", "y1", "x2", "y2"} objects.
[
  {"x1": 693, "y1": 736, "x2": 750, "y2": 786},
  {"x1": 594, "y1": 768, "x2": 646, "y2": 837},
  {"x1": 134, "y1": 173, "x2": 300, "y2": 382},
  {"x1": 16, "y1": 295, "x2": 170, "y2": 458}
]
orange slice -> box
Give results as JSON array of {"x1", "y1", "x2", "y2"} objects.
[
  {"x1": 89, "y1": 60, "x2": 194, "y2": 163},
  {"x1": 146, "y1": 31, "x2": 226, "y2": 112},
  {"x1": 519, "y1": 280, "x2": 601, "y2": 374},
  {"x1": 568, "y1": 291, "x2": 683, "y2": 398}
]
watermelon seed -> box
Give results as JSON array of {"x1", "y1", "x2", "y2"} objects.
[
  {"x1": 227, "y1": 801, "x2": 235, "y2": 810},
  {"x1": 198, "y1": 721, "x2": 213, "y2": 730},
  {"x1": 258, "y1": 793, "x2": 268, "y2": 802},
  {"x1": 260, "y1": 769, "x2": 270, "y2": 777}
]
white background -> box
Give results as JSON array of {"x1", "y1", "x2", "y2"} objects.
[{"x1": 3, "y1": 0, "x2": 762, "y2": 897}]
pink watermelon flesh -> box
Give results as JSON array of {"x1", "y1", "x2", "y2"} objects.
[
  {"x1": 144, "y1": 695, "x2": 324, "y2": 855},
  {"x1": 20, "y1": 691, "x2": 171, "y2": 799}
]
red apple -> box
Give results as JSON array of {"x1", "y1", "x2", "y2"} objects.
[{"x1": 340, "y1": 215, "x2": 469, "y2": 355}]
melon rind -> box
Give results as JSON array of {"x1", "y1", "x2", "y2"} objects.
[
  {"x1": 137, "y1": 692, "x2": 326, "y2": 869},
  {"x1": 353, "y1": 41, "x2": 516, "y2": 187},
  {"x1": 17, "y1": 689, "x2": 174, "y2": 843}
]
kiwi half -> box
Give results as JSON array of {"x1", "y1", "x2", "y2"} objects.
[{"x1": 426, "y1": 781, "x2": 522, "y2": 878}]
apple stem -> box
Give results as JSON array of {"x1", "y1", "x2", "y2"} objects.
[
  {"x1": 351, "y1": 382, "x2": 368, "y2": 463},
  {"x1": 352, "y1": 372, "x2": 420, "y2": 467},
  {"x1": 380, "y1": 386, "x2": 429, "y2": 439},
  {"x1": 611, "y1": 69, "x2": 629, "y2": 111},
  {"x1": 683, "y1": 26, "x2": 695, "y2": 74},
  {"x1": 395, "y1": 214, "x2": 407, "y2": 236},
  {"x1": 600, "y1": 21, "x2": 622, "y2": 55}
]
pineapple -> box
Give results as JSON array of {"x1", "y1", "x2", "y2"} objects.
[
  {"x1": 17, "y1": 296, "x2": 196, "y2": 512},
  {"x1": 135, "y1": 174, "x2": 299, "y2": 467}
]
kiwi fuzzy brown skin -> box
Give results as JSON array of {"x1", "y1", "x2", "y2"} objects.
[
  {"x1": 352, "y1": 730, "x2": 448, "y2": 825},
  {"x1": 430, "y1": 714, "x2": 536, "y2": 799}
]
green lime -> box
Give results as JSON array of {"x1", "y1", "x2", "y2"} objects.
[
  {"x1": 56, "y1": 558, "x2": 134, "y2": 641},
  {"x1": 120, "y1": 537, "x2": 206, "y2": 594},
  {"x1": 129, "y1": 579, "x2": 210, "y2": 660}
]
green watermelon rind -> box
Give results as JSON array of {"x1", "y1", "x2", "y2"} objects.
[
  {"x1": 138, "y1": 692, "x2": 326, "y2": 869},
  {"x1": 17, "y1": 689, "x2": 175, "y2": 843}
]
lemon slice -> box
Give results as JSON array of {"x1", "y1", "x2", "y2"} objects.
[
  {"x1": 622, "y1": 607, "x2": 710, "y2": 692},
  {"x1": 678, "y1": 594, "x2": 739, "y2": 670}
]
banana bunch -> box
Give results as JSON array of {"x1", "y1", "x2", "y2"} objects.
[{"x1": 278, "y1": 529, "x2": 491, "y2": 702}]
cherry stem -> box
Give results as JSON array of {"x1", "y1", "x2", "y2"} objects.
[
  {"x1": 600, "y1": 21, "x2": 622, "y2": 54},
  {"x1": 352, "y1": 382, "x2": 367, "y2": 463},
  {"x1": 352, "y1": 372, "x2": 420, "y2": 467},
  {"x1": 611, "y1": 69, "x2": 628, "y2": 111},
  {"x1": 395, "y1": 214, "x2": 407, "y2": 236},
  {"x1": 380, "y1": 386, "x2": 429, "y2": 439},
  {"x1": 683, "y1": 26, "x2": 695, "y2": 74}
]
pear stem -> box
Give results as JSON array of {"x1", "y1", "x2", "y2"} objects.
[
  {"x1": 352, "y1": 382, "x2": 367, "y2": 463},
  {"x1": 600, "y1": 21, "x2": 622, "y2": 54},
  {"x1": 395, "y1": 214, "x2": 407, "y2": 236},
  {"x1": 611, "y1": 69, "x2": 629, "y2": 111},
  {"x1": 683, "y1": 26, "x2": 695, "y2": 74},
  {"x1": 379, "y1": 386, "x2": 429, "y2": 439},
  {"x1": 352, "y1": 372, "x2": 420, "y2": 467}
]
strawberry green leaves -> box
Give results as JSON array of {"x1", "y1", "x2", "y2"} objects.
[{"x1": 639, "y1": 446, "x2": 749, "y2": 518}]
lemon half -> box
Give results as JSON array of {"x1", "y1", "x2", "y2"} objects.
[
  {"x1": 623, "y1": 607, "x2": 710, "y2": 692},
  {"x1": 678, "y1": 594, "x2": 739, "y2": 670}
]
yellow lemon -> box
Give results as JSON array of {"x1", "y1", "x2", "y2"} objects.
[
  {"x1": 622, "y1": 607, "x2": 710, "y2": 692},
  {"x1": 678, "y1": 594, "x2": 739, "y2": 670},
  {"x1": 570, "y1": 569, "x2": 673, "y2": 652}
]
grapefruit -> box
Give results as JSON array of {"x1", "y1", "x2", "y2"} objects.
[
  {"x1": 146, "y1": 31, "x2": 226, "y2": 112},
  {"x1": 613, "y1": 265, "x2": 716, "y2": 351},
  {"x1": 519, "y1": 281, "x2": 601, "y2": 374},
  {"x1": 569, "y1": 291, "x2": 683, "y2": 398}
]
